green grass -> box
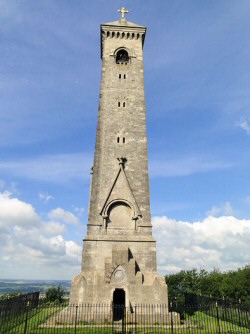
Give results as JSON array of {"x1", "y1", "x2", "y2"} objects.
[
  {"x1": 5, "y1": 307, "x2": 63, "y2": 334},
  {"x1": 184, "y1": 311, "x2": 250, "y2": 333},
  {"x1": 2, "y1": 306, "x2": 249, "y2": 334}
]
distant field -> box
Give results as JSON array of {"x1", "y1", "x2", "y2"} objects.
[{"x1": 0, "y1": 279, "x2": 71, "y2": 296}]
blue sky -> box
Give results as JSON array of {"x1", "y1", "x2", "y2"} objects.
[{"x1": 0, "y1": 0, "x2": 250, "y2": 279}]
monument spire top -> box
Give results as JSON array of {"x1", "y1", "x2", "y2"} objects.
[{"x1": 118, "y1": 6, "x2": 129, "y2": 21}]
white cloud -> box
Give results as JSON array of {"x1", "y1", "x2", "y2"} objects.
[
  {"x1": 74, "y1": 207, "x2": 85, "y2": 217},
  {"x1": 41, "y1": 221, "x2": 66, "y2": 235},
  {"x1": 0, "y1": 192, "x2": 82, "y2": 279},
  {"x1": 39, "y1": 192, "x2": 54, "y2": 203},
  {"x1": 207, "y1": 201, "x2": 233, "y2": 217},
  {"x1": 1, "y1": 190, "x2": 249, "y2": 279},
  {"x1": 0, "y1": 191, "x2": 39, "y2": 229},
  {"x1": 66, "y1": 240, "x2": 82, "y2": 258},
  {"x1": 0, "y1": 180, "x2": 19, "y2": 194},
  {"x1": 153, "y1": 215, "x2": 250, "y2": 274},
  {"x1": 48, "y1": 208, "x2": 80, "y2": 225},
  {"x1": 237, "y1": 118, "x2": 250, "y2": 135}
]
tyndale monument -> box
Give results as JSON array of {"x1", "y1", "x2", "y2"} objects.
[{"x1": 70, "y1": 8, "x2": 168, "y2": 309}]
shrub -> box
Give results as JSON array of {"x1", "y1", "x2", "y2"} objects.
[{"x1": 45, "y1": 286, "x2": 65, "y2": 304}]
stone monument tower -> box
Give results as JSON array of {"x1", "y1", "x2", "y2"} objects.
[{"x1": 70, "y1": 8, "x2": 168, "y2": 308}]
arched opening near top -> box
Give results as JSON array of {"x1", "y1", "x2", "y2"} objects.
[
  {"x1": 107, "y1": 200, "x2": 133, "y2": 229},
  {"x1": 116, "y1": 49, "x2": 129, "y2": 64}
]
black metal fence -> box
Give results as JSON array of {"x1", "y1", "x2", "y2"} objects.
[
  {"x1": 0, "y1": 292, "x2": 40, "y2": 334},
  {"x1": 182, "y1": 293, "x2": 250, "y2": 329},
  {"x1": 0, "y1": 292, "x2": 39, "y2": 319},
  {"x1": 0, "y1": 301, "x2": 249, "y2": 334},
  {"x1": 184, "y1": 292, "x2": 250, "y2": 309}
]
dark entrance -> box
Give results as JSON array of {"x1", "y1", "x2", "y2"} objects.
[{"x1": 113, "y1": 289, "x2": 125, "y2": 321}]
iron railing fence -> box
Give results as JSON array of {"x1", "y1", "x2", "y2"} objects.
[
  {"x1": 171, "y1": 301, "x2": 249, "y2": 332},
  {"x1": 179, "y1": 293, "x2": 250, "y2": 329},
  {"x1": 0, "y1": 292, "x2": 39, "y2": 319},
  {"x1": 0, "y1": 292, "x2": 40, "y2": 310},
  {"x1": 0, "y1": 302, "x2": 249, "y2": 334},
  {"x1": 184, "y1": 292, "x2": 250, "y2": 309}
]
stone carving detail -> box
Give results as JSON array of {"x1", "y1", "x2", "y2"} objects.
[{"x1": 117, "y1": 157, "x2": 127, "y2": 165}]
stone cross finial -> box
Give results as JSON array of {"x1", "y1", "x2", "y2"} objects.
[{"x1": 118, "y1": 7, "x2": 129, "y2": 20}]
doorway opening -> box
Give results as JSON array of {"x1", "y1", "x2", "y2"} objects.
[{"x1": 113, "y1": 289, "x2": 125, "y2": 321}]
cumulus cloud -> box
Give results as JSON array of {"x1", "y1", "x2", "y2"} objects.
[
  {"x1": 153, "y1": 215, "x2": 250, "y2": 274},
  {"x1": 0, "y1": 191, "x2": 39, "y2": 229},
  {"x1": 206, "y1": 202, "x2": 233, "y2": 217},
  {"x1": 74, "y1": 207, "x2": 85, "y2": 217},
  {"x1": 0, "y1": 192, "x2": 82, "y2": 279},
  {"x1": 41, "y1": 221, "x2": 66, "y2": 235},
  {"x1": 48, "y1": 208, "x2": 80, "y2": 225},
  {"x1": 39, "y1": 192, "x2": 54, "y2": 203},
  {"x1": 0, "y1": 180, "x2": 19, "y2": 194},
  {"x1": 2, "y1": 191, "x2": 249, "y2": 280},
  {"x1": 237, "y1": 118, "x2": 250, "y2": 135}
]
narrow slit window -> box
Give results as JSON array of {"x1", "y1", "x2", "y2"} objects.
[
  {"x1": 123, "y1": 137, "x2": 125, "y2": 144},
  {"x1": 117, "y1": 137, "x2": 120, "y2": 143},
  {"x1": 118, "y1": 102, "x2": 121, "y2": 107},
  {"x1": 119, "y1": 74, "x2": 121, "y2": 79},
  {"x1": 123, "y1": 102, "x2": 126, "y2": 107},
  {"x1": 124, "y1": 74, "x2": 126, "y2": 79}
]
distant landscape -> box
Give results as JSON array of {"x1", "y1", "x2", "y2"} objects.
[{"x1": 0, "y1": 279, "x2": 71, "y2": 296}]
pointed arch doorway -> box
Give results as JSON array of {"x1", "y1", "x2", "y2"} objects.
[{"x1": 113, "y1": 288, "x2": 125, "y2": 321}]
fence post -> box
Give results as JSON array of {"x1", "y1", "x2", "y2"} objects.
[
  {"x1": 23, "y1": 300, "x2": 30, "y2": 334},
  {"x1": 215, "y1": 301, "x2": 221, "y2": 334},
  {"x1": 135, "y1": 305, "x2": 137, "y2": 334},
  {"x1": 112, "y1": 303, "x2": 114, "y2": 334},
  {"x1": 170, "y1": 302, "x2": 174, "y2": 334},
  {"x1": 74, "y1": 305, "x2": 78, "y2": 334},
  {"x1": 122, "y1": 306, "x2": 126, "y2": 334},
  {"x1": 237, "y1": 299, "x2": 241, "y2": 327}
]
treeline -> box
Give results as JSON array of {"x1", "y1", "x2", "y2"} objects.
[{"x1": 165, "y1": 265, "x2": 250, "y2": 303}]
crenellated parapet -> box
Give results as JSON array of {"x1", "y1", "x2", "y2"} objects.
[
  {"x1": 102, "y1": 29, "x2": 146, "y2": 41},
  {"x1": 101, "y1": 22, "x2": 146, "y2": 59}
]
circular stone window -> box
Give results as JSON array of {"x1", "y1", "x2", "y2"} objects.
[{"x1": 114, "y1": 270, "x2": 126, "y2": 283}]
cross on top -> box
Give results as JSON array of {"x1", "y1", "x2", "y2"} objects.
[{"x1": 118, "y1": 7, "x2": 129, "y2": 20}]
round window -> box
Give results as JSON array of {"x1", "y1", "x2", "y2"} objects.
[{"x1": 114, "y1": 270, "x2": 126, "y2": 283}]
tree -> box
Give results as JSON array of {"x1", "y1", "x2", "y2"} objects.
[
  {"x1": 45, "y1": 286, "x2": 65, "y2": 304},
  {"x1": 0, "y1": 292, "x2": 22, "y2": 300},
  {"x1": 166, "y1": 269, "x2": 200, "y2": 300},
  {"x1": 165, "y1": 265, "x2": 250, "y2": 303}
]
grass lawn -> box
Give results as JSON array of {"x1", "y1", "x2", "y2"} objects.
[{"x1": 3, "y1": 306, "x2": 249, "y2": 334}]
